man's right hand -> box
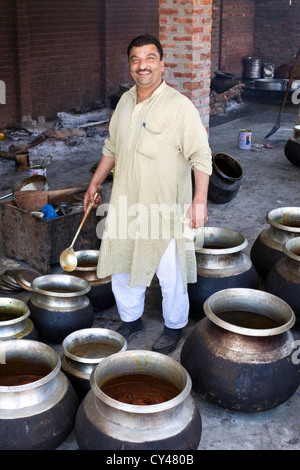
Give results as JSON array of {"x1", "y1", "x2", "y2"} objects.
[{"x1": 83, "y1": 184, "x2": 101, "y2": 211}]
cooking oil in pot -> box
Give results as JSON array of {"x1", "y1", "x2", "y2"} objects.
[
  {"x1": 217, "y1": 310, "x2": 283, "y2": 329},
  {"x1": 0, "y1": 358, "x2": 52, "y2": 386},
  {"x1": 0, "y1": 300, "x2": 38, "y2": 341},
  {"x1": 0, "y1": 309, "x2": 19, "y2": 322},
  {"x1": 101, "y1": 373, "x2": 181, "y2": 406},
  {"x1": 69, "y1": 341, "x2": 121, "y2": 359},
  {"x1": 77, "y1": 261, "x2": 97, "y2": 268}
]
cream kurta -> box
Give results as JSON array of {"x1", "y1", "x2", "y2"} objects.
[{"x1": 97, "y1": 81, "x2": 212, "y2": 289}]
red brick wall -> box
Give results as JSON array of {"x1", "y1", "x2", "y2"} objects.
[
  {"x1": 211, "y1": 0, "x2": 221, "y2": 76},
  {"x1": 211, "y1": 0, "x2": 254, "y2": 79},
  {"x1": 159, "y1": 0, "x2": 213, "y2": 130},
  {"x1": 27, "y1": 0, "x2": 105, "y2": 119},
  {"x1": 211, "y1": 0, "x2": 300, "y2": 80},
  {"x1": 0, "y1": 0, "x2": 104, "y2": 123},
  {"x1": 1, "y1": 0, "x2": 299, "y2": 127},
  {"x1": 253, "y1": 0, "x2": 300, "y2": 70},
  {"x1": 0, "y1": 0, "x2": 159, "y2": 124},
  {"x1": 0, "y1": 0, "x2": 18, "y2": 123},
  {"x1": 105, "y1": 2, "x2": 159, "y2": 96}
]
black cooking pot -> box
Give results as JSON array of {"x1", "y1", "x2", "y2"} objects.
[
  {"x1": 26, "y1": 274, "x2": 94, "y2": 343},
  {"x1": 284, "y1": 138, "x2": 300, "y2": 167},
  {"x1": 265, "y1": 237, "x2": 300, "y2": 330},
  {"x1": 208, "y1": 152, "x2": 243, "y2": 204}
]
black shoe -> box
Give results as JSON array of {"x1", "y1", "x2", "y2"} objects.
[
  {"x1": 152, "y1": 327, "x2": 183, "y2": 355},
  {"x1": 117, "y1": 319, "x2": 144, "y2": 342}
]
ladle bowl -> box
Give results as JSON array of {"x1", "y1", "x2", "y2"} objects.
[{"x1": 60, "y1": 248, "x2": 78, "y2": 272}]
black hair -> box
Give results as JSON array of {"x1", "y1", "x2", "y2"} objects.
[{"x1": 127, "y1": 34, "x2": 164, "y2": 61}]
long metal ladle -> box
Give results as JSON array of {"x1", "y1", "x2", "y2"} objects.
[{"x1": 60, "y1": 193, "x2": 98, "y2": 272}]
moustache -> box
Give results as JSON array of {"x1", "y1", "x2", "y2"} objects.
[{"x1": 136, "y1": 69, "x2": 152, "y2": 74}]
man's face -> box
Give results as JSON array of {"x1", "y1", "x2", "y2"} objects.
[{"x1": 129, "y1": 44, "x2": 164, "y2": 91}]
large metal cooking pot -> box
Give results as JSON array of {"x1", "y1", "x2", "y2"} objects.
[
  {"x1": 188, "y1": 227, "x2": 259, "y2": 318},
  {"x1": 75, "y1": 350, "x2": 202, "y2": 450},
  {"x1": 250, "y1": 207, "x2": 300, "y2": 278},
  {"x1": 26, "y1": 274, "x2": 94, "y2": 343},
  {"x1": 72, "y1": 250, "x2": 115, "y2": 311},
  {"x1": 284, "y1": 137, "x2": 300, "y2": 167},
  {"x1": 181, "y1": 288, "x2": 299, "y2": 412},
  {"x1": 255, "y1": 79, "x2": 287, "y2": 90},
  {"x1": 265, "y1": 237, "x2": 300, "y2": 330},
  {"x1": 0, "y1": 297, "x2": 38, "y2": 340},
  {"x1": 0, "y1": 174, "x2": 49, "y2": 201},
  {"x1": 243, "y1": 56, "x2": 262, "y2": 78},
  {"x1": 208, "y1": 152, "x2": 243, "y2": 204},
  {"x1": 0, "y1": 339, "x2": 78, "y2": 449},
  {"x1": 72, "y1": 250, "x2": 100, "y2": 283},
  {"x1": 61, "y1": 328, "x2": 127, "y2": 400},
  {"x1": 255, "y1": 78, "x2": 300, "y2": 92}
]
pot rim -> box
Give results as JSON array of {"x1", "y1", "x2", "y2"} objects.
[
  {"x1": 74, "y1": 250, "x2": 99, "y2": 272},
  {"x1": 0, "y1": 298, "x2": 30, "y2": 326},
  {"x1": 283, "y1": 237, "x2": 300, "y2": 261},
  {"x1": 90, "y1": 350, "x2": 192, "y2": 414},
  {"x1": 212, "y1": 152, "x2": 243, "y2": 182},
  {"x1": 203, "y1": 288, "x2": 295, "y2": 336},
  {"x1": 266, "y1": 207, "x2": 300, "y2": 233},
  {"x1": 0, "y1": 339, "x2": 61, "y2": 392},
  {"x1": 61, "y1": 327, "x2": 127, "y2": 364},
  {"x1": 13, "y1": 174, "x2": 48, "y2": 193},
  {"x1": 32, "y1": 274, "x2": 91, "y2": 297},
  {"x1": 197, "y1": 226, "x2": 248, "y2": 254}
]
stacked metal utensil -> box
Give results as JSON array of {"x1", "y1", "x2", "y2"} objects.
[{"x1": 0, "y1": 269, "x2": 40, "y2": 293}]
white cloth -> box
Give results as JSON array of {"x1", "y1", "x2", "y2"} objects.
[{"x1": 111, "y1": 239, "x2": 189, "y2": 329}]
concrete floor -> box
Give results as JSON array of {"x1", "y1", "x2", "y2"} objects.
[{"x1": 0, "y1": 97, "x2": 299, "y2": 451}]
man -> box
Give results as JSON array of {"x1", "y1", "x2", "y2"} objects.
[{"x1": 84, "y1": 34, "x2": 212, "y2": 354}]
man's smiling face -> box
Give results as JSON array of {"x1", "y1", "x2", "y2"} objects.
[{"x1": 129, "y1": 43, "x2": 164, "y2": 92}]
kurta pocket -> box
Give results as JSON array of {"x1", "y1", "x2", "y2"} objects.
[{"x1": 136, "y1": 125, "x2": 162, "y2": 159}]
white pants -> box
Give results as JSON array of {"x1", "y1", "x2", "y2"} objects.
[{"x1": 111, "y1": 239, "x2": 189, "y2": 329}]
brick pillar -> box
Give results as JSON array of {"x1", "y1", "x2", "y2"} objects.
[
  {"x1": 159, "y1": 0, "x2": 212, "y2": 130},
  {"x1": 14, "y1": 0, "x2": 32, "y2": 122}
]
